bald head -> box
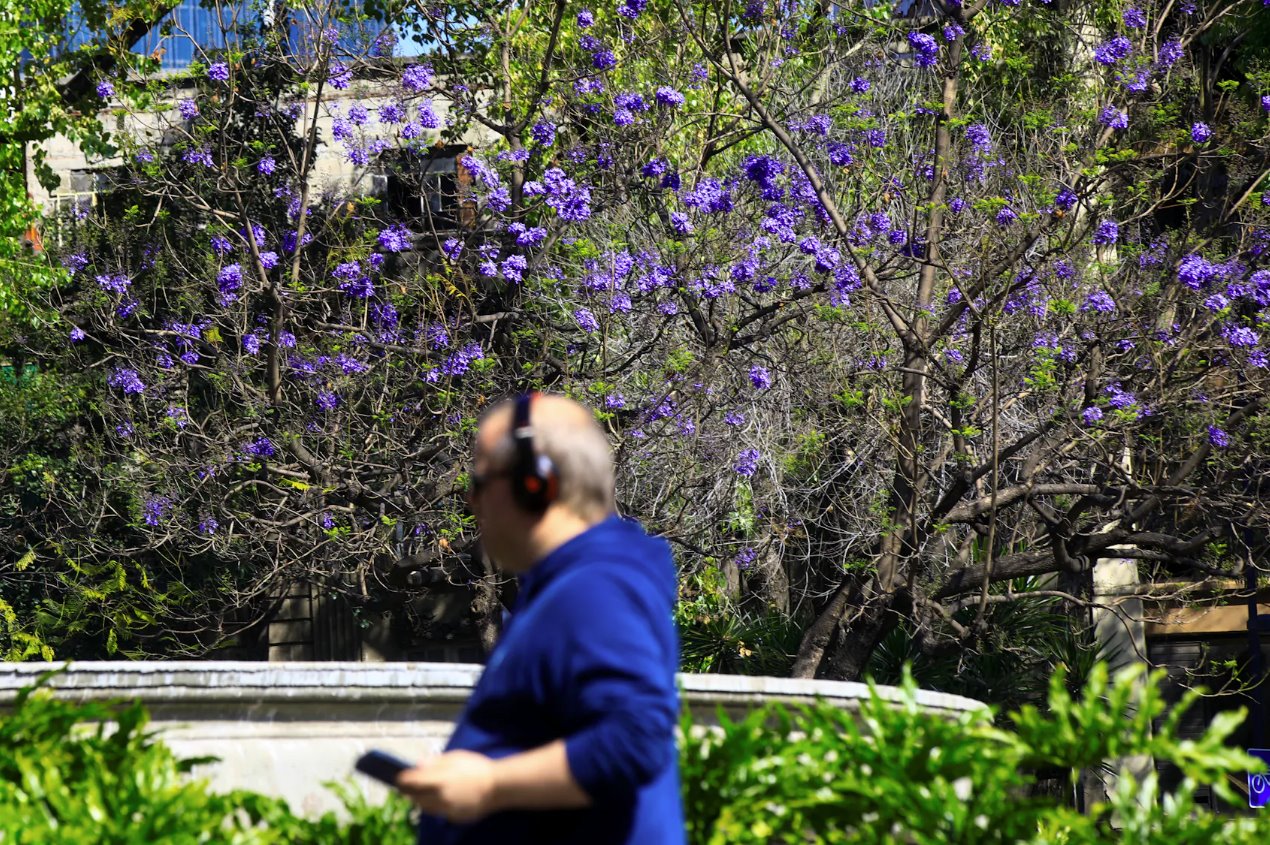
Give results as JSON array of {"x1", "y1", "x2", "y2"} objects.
[{"x1": 477, "y1": 394, "x2": 616, "y2": 523}]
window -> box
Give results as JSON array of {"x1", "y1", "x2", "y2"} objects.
[{"x1": 374, "y1": 144, "x2": 474, "y2": 233}]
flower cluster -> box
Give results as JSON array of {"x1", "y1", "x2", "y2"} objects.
[{"x1": 906, "y1": 32, "x2": 939, "y2": 68}]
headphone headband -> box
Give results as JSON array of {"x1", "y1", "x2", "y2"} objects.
[{"x1": 509, "y1": 392, "x2": 558, "y2": 511}]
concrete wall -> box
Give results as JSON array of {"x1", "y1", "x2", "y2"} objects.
[
  {"x1": 27, "y1": 80, "x2": 485, "y2": 217},
  {"x1": 0, "y1": 661, "x2": 985, "y2": 816}
]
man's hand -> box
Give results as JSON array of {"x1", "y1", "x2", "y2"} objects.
[
  {"x1": 397, "y1": 750, "x2": 499, "y2": 823},
  {"x1": 397, "y1": 741, "x2": 591, "y2": 824}
]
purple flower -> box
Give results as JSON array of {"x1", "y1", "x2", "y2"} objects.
[
  {"x1": 316, "y1": 390, "x2": 339, "y2": 411},
  {"x1": 183, "y1": 147, "x2": 214, "y2": 168},
  {"x1": 669, "y1": 211, "x2": 692, "y2": 234},
  {"x1": 592, "y1": 50, "x2": 617, "y2": 70},
  {"x1": 1203, "y1": 293, "x2": 1229, "y2": 312},
  {"x1": 177, "y1": 99, "x2": 199, "y2": 119},
  {"x1": 577, "y1": 8, "x2": 594, "y2": 26},
  {"x1": 142, "y1": 496, "x2": 171, "y2": 527},
  {"x1": 217, "y1": 263, "x2": 244, "y2": 298},
  {"x1": 246, "y1": 437, "x2": 276, "y2": 458},
  {"x1": 641, "y1": 158, "x2": 668, "y2": 179},
  {"x1": 198, "y1": 517, "x2": 219, "y2": 535},
  {"x1": 995, "y1": 207, "x2": 1018, "y2": 227},
  {"x1": 1106, "y1": 383, "x2": 1136, "y2": 410},
  {"x1": 724, "y1": 410, "x2": 746, "y2": 426},
  {"x1": 442, "y1": 238, "x2": 463, "y2": 260},
  {"x1": 1177, "y1": 254, "x2": 1217, "y2": 290},
  {"x1": 734, "y1": 448, "x2": 760, "y2": 477},
  {"x1": 1092, "y1": 220, "x2": 1119, "y2": 245},
  {"x1": 682, "y1": 177, "x2": 732, "y2": 214},
  {"x1": 1082, "y1": 406, "x2": 1104, "y2": 426},
  {"x1": 378, "y1": 224, "x2": 413, "y2": 252},
  {"x1": 379, "y1": 102, "x2": 405, "y2": 124},
  {"x1": 96, "y1": 80, "x2": 115, "y2": 98},
  {"x1": 425, "y1": 323, "x2": 450, "y2": 349},
  {"x1": 531, "y1": 121, "x2": 556, "y2": 147},
  {"x1": 1190, "y1": 122, "x2": 1212, "y2": 144},
  {"x1": 1123, "y1": 8, "x2": 1146, "y2": 28},
  {"x1": 749, "y1": 365, "x2": 772, "y2": 390},
  {"x1": 401, "y1": 64, "x2": 433, "y2": 92},
  {"x1": 574, "y1": 307, "x2": 599, "y2": 333},
  {"x1": 461, "y1": 154, "x2": 501, "y2": 189},
  {"x1": 734, "y1": 547, "x2": 757, "y2": 569},
  {"x1": 501, "y1": 254, "x2": 528, "y2": 283},
  {"x1": 1262, "y1": 95, "x2": 1270, "y2": 112},
  {"x1": 115, "y1": 420, "x2": 134, "y2": 438},
  {"x1": 207, "y1": 62, "x2": 229, "y2": 81},
  {"x1": 257, "y1": 156, "x2": 276, "y2": 175},
  {"x1": 617, "y1": 0, "x2": 646, "y2": 18},
  {"x1": 1207, "y1": 425, "x2": 1230, "y2": 448},
  {"x1": 1158, "y1": 39, "x2": 1183, "y2": 67},
  {"x1": 1099, "y1": 106, "x2": 1129, "y2": 129},
  {"x1": 614, "y1": 91, "x2": 649, "y2": 112},
  {"x1": 1094, "y1": 36, "x2": 1133, "y2": 66},
  {"x1": 1082, "y1": 289, "x2": 1116, "y2": 313},
  {"x1": 965, "y1": 123, "x2": 991, "y2": 152},
  {"x1": 1222, "y1": 323, "x2": 1260, "y2": 348},
  {"x1": 258, "y1": 251, "x2": 279, "y2": 270},
  {"x1": 907, "y1": 32, "x2": 939, "y2": 68},
  {"x1": 539, "y1": 167, "x2": 592, "y2": 222},
  {"x1": 69, "y1": 326, "x2": 86, "y2": 342},
  {"x1": 211, "y1": 234, "x2": 234, "y2": 255},
  {"x1": 328, "y1": 63, "x2": 352, "y2": 89},
  {"x1": 108, "y1": 368, "x2": 146, "y2": 395},
  {"x1": 655, "y1": 86, "x2": 685, "y2": 107},
  {"x1": 95, "y1": 273, "x2": 131, "y2": 294},
  {"x1": 849, "y1": 77, "x2": 870, "y2": 94},
  {"x1": 334, "y1": 261, "x2": 374, "y2": 298}
]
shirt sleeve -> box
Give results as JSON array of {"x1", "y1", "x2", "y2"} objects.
[{"x1": 550, "y1": 568, "x2": 678, "y2": 802}]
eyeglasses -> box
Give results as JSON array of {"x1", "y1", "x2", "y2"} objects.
[{"x1": 468, "y1": 468, "x2": 510, "y2": 497}]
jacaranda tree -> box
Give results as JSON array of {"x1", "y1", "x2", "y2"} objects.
[{"x1": 3, "y1": 0, "x2": 1270, "y2": 680}]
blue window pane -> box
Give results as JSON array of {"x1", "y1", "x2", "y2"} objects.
[{"x1": 132, "y1": 1, "x2": 242, "y2": 71}]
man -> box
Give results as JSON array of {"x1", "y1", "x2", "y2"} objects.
[{"x1": 399, "y1": 392, "x2": 685, "y2": 844}]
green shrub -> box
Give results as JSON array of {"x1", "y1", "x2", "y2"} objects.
[
  {"x1": 680, "y1": 663, "x2": 1270, "y2": 844},
  {"x1": 6, "y1": 664, "x2": 1269, "y2": 843},
  {"x1": 0, "y1": 671, "x2": 413, "y2": 844}
]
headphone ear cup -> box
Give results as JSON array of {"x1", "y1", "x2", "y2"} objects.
[{"x1": 535, "y1": 455, "x2": 558, "y2": 504}]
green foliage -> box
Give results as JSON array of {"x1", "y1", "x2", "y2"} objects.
[
  {"x1": 682, "y1": 664, "x2": 1270, "y2": 845},
  {"x1": 677, "y1": 568, "x2": 801, "y2": 676},
  {"x1": 0, "y1": 673, "x2": 415, "y2": 843},
  {"x1": 868, "y1": 580, "x2": 1104, "y2": 714}
]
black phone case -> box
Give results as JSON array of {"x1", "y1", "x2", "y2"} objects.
[{"x1": 355, "y1": 749, "x2": 412, "y2": 785}]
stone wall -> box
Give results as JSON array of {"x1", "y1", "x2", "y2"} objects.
[{"x1": 0, "y1": 661, "x2": 985, "y2": 816}]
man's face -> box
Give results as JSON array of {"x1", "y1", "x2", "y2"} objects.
[{"x1": 468, "y1": 419, "x2": 530, "y2": 572}]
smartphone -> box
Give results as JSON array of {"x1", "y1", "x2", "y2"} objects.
[{"x1": 355, "y1": 749, "x2": 413, "y2": 786}]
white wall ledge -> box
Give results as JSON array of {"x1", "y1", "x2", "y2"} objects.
[
  {"x1": 0, "y1": 660, "x2": 986, "y2": 715},
  {"x1": 1, "y1": 661, "x2": 985, "y2": 815}
]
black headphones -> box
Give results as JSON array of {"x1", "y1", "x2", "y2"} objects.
[{"x1": 510, "y1": 392, "x2": 559, "y2": 512}]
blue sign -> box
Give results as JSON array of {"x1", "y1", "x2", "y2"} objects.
[{"x1": 1248, "y1": 749, "x2": 1270, "y2": 808}]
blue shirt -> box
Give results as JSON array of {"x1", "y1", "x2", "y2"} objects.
[{"x1": 416, "y1": 515, "x2": 685, "y2": 845}]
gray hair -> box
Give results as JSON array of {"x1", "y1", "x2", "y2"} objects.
[{"x1": 481, "y1": 396, "x2": 616, "y2": 521}]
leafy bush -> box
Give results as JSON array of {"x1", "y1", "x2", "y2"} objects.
[
  {"x1": 6, "y1": 665, "x2": 1269, "y2": 843},
  {"x1": 0, "y1": 671, "x2": 413, "y2": 843},
  {"x1": 681, "y1": 663, "x2": 1270, "y2": 844}
]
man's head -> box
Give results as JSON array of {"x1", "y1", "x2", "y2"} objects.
[{"x1": 468, "y1": 393, "x2": 616, "y2": 571}]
